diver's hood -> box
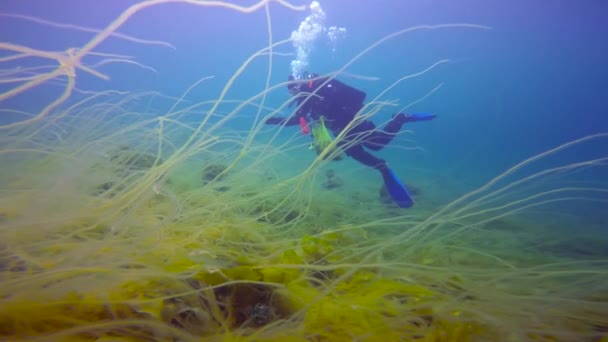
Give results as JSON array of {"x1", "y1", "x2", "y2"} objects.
[{"x1": 287, "y1": 72, "x2": 318, "y2": 94}]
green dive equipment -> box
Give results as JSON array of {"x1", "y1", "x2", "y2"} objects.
[{"x1": 309, "y1": 116, "x2": 343, "y2": 160}]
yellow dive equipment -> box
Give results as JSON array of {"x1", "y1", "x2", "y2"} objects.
[{"x1": 309, "y1": 116, "x2": 343, "y2": 160}]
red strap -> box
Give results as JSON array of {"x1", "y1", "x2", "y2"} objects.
[{"x1": 299, "y1": 117, "x2": 310, "y2": 134}]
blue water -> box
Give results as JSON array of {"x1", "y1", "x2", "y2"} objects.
[{"x1": 1, "y1": 0, "x2": 607, "y2": 224}]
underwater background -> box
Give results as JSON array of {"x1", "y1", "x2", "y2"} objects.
[
  {"x1": 3, "y1": 0, "x2": 607, "y2": 203},
  {"x1": 1, "y1": 0, "x2": 607, "y2": 341}
]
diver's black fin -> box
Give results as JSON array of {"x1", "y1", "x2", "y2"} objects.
[{"x1": 380, "y1": 167, "x2": 414, "y2": 208}]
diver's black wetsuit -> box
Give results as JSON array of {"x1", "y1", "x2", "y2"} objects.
[{"x1": 266, "y1": 75, "x2": 408, "y2": 170}]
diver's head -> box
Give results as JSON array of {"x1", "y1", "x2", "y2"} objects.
[
  {"x1": 287, "y1": 74, "x2": 301, "y2": 95},
  {"x1": 287, "y1": 71, "x2": 318, "y2": 96}
]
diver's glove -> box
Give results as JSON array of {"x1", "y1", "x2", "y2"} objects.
[{"x1": 394, "y1": 112, "x2": 437, "y2": 124}]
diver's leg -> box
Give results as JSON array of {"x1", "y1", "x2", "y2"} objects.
[
  {"x1": 338, "y1": 121, "x2": 376, "y2": 150},
  {"x1": 338, "y1": 119, "x2": 397, "y2": 152},
  {"x1": 342, "y1": 144, "x2": 387, "y2": 170},
  {"x1": 364, "y1": 113, "x2": 437, "y2": 151},
  {"x1": 363, "y1": 115, "x2": 405, "y2": 151},
  {"x1": 341, "y1": 142, "x2": 415, "y2": 208}
]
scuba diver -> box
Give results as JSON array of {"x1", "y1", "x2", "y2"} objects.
[{"x1": 265, "y1": 72, "x2": 436, "y2": 208}]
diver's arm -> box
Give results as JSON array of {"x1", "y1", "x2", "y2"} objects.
[
  {"x1": 266, "y1": 98, "x2": 314, "y2": 126},
  {"x1": 265, "y1": 115, "x2": 300, "y2": 126}
]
